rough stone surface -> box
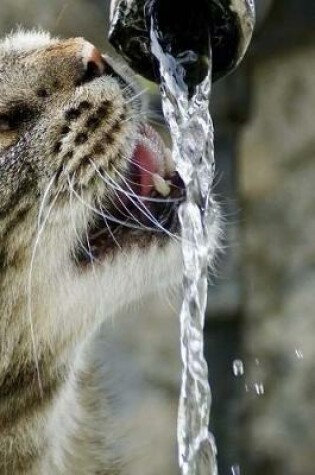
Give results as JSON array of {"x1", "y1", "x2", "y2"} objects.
[{"x1": 240, "y1": 44, "x2": 315, "y2": 475}]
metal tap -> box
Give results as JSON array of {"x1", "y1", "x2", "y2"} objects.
[{"x1": 109, "y1": 0, "x2": 255, "y2": 86}]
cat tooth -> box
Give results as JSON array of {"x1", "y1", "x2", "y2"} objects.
[
  {"x1": 165, "y1": 147, "x2": 176, "y2": 174},
  {"x1": 153, "y1": 173, "x2": 171, "y2": 197}
]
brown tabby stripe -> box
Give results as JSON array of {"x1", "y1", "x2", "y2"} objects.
[
  {"x1": 0, "y1": 440, "x2": 40, "y2": 473},
  {"x1": 0, "y1": 250, "x2": 6, "y2": 271},
  {"x1": 0, "y1": 178, "x2": 34, "y2": 220},
  {"x1": 0, "y1": 202, "x2": 33, "y2": 240},
  {"x1": 0, "y1": 357, "x2": 66, "y2": 432}
]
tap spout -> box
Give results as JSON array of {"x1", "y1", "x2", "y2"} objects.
[{"x1": 109, "y1": 0, "x2": 255, "y2": 86}]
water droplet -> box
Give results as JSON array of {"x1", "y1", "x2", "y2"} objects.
[
  {"x1": 232, "y1": 359, "x2": 244, "y2": 377},
  {"x1": 231, "y1": 464, "x2": 241, "y2": 475},
  {"x1": 295, "y1": 348, "x2": 304, "y2": 360},
  {"x1": 254, "y1": 383, "x2": 265, "y2": 396}
]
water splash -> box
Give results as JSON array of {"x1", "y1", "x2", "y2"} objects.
[
  {"x1": 233, "y1": 359, "x2": 245, "y2": 377},
  {"x1": 253, "y1": 383, "x2": 265, "y2": 396},
  {"x1": 231, "y1": 465, "x2": 241, "y2": 475},
  {"x1": 295, "y1": 348, "x2": 304, "y2": 360},
  {"x1": 150, "y1": 18, "x2": 218, "y2": 475}
]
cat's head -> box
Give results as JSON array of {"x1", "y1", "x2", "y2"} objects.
[
  {"x1": 0, "y1": 30, "x2": 191, "y2": 352},
  {"x1": 0, "y1": 30, "x2": 221, "y2": 360}
]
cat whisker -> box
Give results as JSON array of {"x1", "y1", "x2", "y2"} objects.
[
  {"x1": 89, "y1": 161, "x2": 161, "y2": 230},
  {"x1": 89, "y1": 160, "x2": 179, "y2": 242},
  {"x1": 113, "y1": 165, "x2": 182, "y2": 203},
  {"x1": 28, "y1": 173, "x2": 59, "y2": 396},
  {"x1": 66, "y1": 175, "x2": 158, "y2": 234},
  {"x1": 68, "y1": 172, "x2": 96, "y2": 263},
  {"x1": 124, "y1": 87, "x2": 148, "y2": 107},
  {"x1": 101, "y1": 167, "x2": 180, "y2": 243}
]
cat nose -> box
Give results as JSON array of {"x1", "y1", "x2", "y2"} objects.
[{"x1": 80, "y1": 41, "x2": 106, "y2": 83}]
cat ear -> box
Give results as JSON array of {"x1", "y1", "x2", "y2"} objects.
[{"x1": 1, "y1": 29, "x2": 52, "y2": 54}]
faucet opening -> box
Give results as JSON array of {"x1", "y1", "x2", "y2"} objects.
[{"x1": 109, "y1": 0, "x2": 255, "y2": 86}]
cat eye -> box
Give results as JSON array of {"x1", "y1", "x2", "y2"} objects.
[
  {"x1": 0, "y1": 114, "x2": 11, "y2": 132},
  {"x1": 0, "y1": 104, "x2": 34, "y2": 132}
]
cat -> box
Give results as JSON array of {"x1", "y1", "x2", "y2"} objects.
[{"x1": 0, "y1": 30, "x2": 220, "y2": 474}]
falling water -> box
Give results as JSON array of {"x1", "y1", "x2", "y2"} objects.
[{"x1": 150, "y1": 19, "x2": 218, "y2": 475}]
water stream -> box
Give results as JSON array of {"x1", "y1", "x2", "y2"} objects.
[{"x1": 150, "y1": 20, "x2": 218, "y2": 475}]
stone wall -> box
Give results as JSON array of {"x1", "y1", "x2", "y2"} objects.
[{"x1": 240, "y1": 44, "x2": 315, "y2": 475}]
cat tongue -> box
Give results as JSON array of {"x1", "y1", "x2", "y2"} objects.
[
  {"x1": 131, "y1": 124, "x2": 176, "y2": 198},
  {"x1": 132, "y1": 141, "x2": 159, "y2": 197}
]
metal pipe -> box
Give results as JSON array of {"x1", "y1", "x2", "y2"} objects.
[{"x1": 109, "y1": 0, "x2": 255, "y2": 86}]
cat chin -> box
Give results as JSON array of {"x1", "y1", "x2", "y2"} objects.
[
  {"x1": 86, "y1": 207, "x2": 221, "y2": 316},
  {"x1": 50, "y1": 239, "x2": 183, "y2": 342},
  {"x1": 31, "y1": 203, "x2": 220, "y2": 350},
  {"x1": 75, "y1": 207, "x2": 221, "y2": 330},
  {"x1": 93, "y1": 239, "x2": 183, "y2": 313}
]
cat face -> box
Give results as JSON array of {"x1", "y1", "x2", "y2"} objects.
[
  {"x1": 0, "y1": 31, "x2": 189, "y2": 352},
  {"x1": 0, "y1": 30, "x2": 184, "y2": 246}
]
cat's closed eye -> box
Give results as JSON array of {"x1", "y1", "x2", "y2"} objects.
[
  {"x1": 0, "y1": 104, "x2": 35, "y2": 133},
  {"x1": 0, "y1": 114, "x2": 11, "y2": 132}
]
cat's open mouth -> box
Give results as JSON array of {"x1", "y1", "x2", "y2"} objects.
[{"x1": 76, "y1": 124, "x2": 185, "y2": 265}]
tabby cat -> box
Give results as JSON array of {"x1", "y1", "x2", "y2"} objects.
[{"x1": 0, "y1": 30, "x2": 220, "y2": 474}]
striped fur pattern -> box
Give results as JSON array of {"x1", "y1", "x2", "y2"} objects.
[{"x1": 0, "y1": 30, "x2": 220, "y2": 474}]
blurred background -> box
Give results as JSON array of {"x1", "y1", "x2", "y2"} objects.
[{"x1": 1, "y1": 1, "x2": 315, "y2": 474}]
